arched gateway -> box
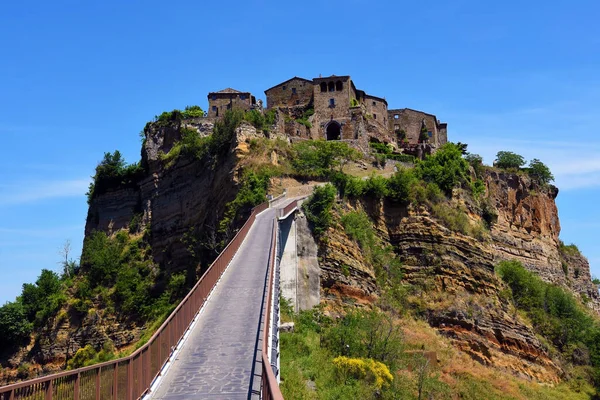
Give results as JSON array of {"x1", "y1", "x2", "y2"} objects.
[{"x1": 325, "y1": 121, "x2": 341, "y2": 140}]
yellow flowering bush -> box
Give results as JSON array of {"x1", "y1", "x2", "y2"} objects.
[{"x1": 332, "y1": 356, "x2": 393, "y2": 389}]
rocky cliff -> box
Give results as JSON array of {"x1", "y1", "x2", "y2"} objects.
[
  {"x1": 312, "y1": 169, "x2": 599, "y2": 383},
  {"x1": 0, "y1": 117, "x2": 267, "y2": 384}
]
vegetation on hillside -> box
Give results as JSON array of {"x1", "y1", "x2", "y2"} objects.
[{"x1": 497, "y1": 260, "x2": 600, "y2": 387}]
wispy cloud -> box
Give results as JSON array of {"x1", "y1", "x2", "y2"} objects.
[{"x1": 0, "y1": 179, "x2": 90, "y2": 206}]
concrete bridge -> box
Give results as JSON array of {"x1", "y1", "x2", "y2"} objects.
[{"x1": 0, "y1": 196, "x2": 304, "y2": 400}]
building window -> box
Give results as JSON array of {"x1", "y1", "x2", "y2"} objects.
[
  {"x1": 212, "y1": 106, "x2": 217, "y2": 111},
  {"x1": 394, "y1": 124, "x2": 399, "y2": 130},
  {"x1": 372, "y1": 101, "x2": 376, "y2": 106},
  {"x1": 240, "y1": 94, "x2": 246, "y2": 100},
  {"x1": 328, "y1": 82, "x2": 335, "y2": 92},
  {"x1": 320, "y1": 82, "x2": 327, "y2": 92},
  {"x1": 296, "y1": 100, "x2": 300, "y2": 105},
  {"x1": 292, "y1": 88, "x2": 297, "y2": 94},
  {"x1": 211, "y1": 95, "x2": 216, "y2": 100},
  {"x1": 394, "y1": 114, "x2": 399, "y2": 119},
  {"x1": 335, "y1": 81, "x2": 343, "y2": 91},
  {"x1": 226, "y1": 104, "x2": 231, "y2": 110},
  {"x1": 428, "y1": 131, "x2": 433, "y2": 138},
  {"x1": 283, "y1": 85, "x2": 287, "y2": 90},
  {"x1": 373, "y1": 113, "x2": 377, "y2": 120},
  {"x1": 329, "y1": 98, "x2": 335, "y2": 107}
]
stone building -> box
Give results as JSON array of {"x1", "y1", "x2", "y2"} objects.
[
  {"x1": 264, "y1": 77, "x2": 313, "y2": 108},
  {"x1": 388, "y1": 108, "x2": 448, "y2": 147},
  {"x1": 207, "y1": 88, "x2": 256, "y2": 118},
  {"x1": 206, "y1": 75, "x2": 448, "y2": 152},
  {"x1": 263, "y1": 75, "x2": 447, "y2": 149}
]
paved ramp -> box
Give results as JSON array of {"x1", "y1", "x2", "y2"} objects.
[{"x1": 150, "y1": 208, "x2": 277, "y2": 400}]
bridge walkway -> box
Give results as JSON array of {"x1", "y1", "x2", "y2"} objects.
[{"x1": 150, "y1": 206, "x2": 279, "y2": 399}]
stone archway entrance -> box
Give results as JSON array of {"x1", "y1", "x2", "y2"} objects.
[{"x1": 326, "y1": 121, "x2": 341, "y2": 140}]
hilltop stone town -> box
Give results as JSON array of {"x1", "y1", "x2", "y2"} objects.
[{"x1": 206, "y1": 74, "x2": 448, "y2": 156}]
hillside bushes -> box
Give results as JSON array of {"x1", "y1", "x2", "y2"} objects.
[
  {"x1": 292, "y1": 140, "x2": 361, "y2": 178},
  {"x1": 303, "y1": 184, "x2": 336, "y2": 237},
  {"x1": 497, "y1": 260, "x2": 600, "y2": 380}
]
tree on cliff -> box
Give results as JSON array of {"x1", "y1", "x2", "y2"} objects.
[
  {"x1": 415, "y1": 142, "x2": 469, "y2": 195},
  {"x1": 527, "y1": 158, "x2": 554, "y2": 185},
  {"x1": 494, "y1": 151, "x2": 526, "y2": 170}
]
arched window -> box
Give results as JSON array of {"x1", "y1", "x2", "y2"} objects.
[
  {"x1": 328, "y1": 81, "x2": 335, "y2": 92},
  {"x1": 335, "y1": 81, "x2": 343, "y2": 91},
  {"x1": 320, "y1": 82, "x2": 327, "y2": 92}
]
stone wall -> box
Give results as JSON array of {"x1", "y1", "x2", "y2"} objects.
[
  {"x1": 265, "y1": 78, "x2": 313, "y2": 108},
  {"x1": 364, "y1": 95, "x2": 388, "y2": 127},
  {"x1": 388, "y1": 108, "x2": 444, "y2": 146},
  {"x1": 207, "y1": 93, "x2": 253, "y2": 118}
]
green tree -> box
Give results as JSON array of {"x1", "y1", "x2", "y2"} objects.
[
  {"x1": 415, "y1": 143, "x2": 469, "y2": 195},
  {"x1": 464, "y1": 153, "x2": 484, "y2": 178},
  {"x1": 0, "y1": 301, "x2": 32, "y2": 348},
  {"x1": 81, "y1": 231, "x2": 124, "y2": 287},
  {"x1": 495, "y1": 151, "x2": 525, "y2": 170},
  {"x1": 21, "y1": 269, "x2": 62, "y2": 322},
  {"x1": 303, "y1": 184, "x2": 336, "y2": 237},
  {"x1": 527, "y1": 158, "x2": 554, "y2": 185}
]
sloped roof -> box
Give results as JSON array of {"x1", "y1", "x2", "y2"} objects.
[
  {"x1": 264, "y1": 76, "x2": 313, "y2": 93},
  {"x1": 215, "y1": 88, "x2": 242, "y2": 94}
]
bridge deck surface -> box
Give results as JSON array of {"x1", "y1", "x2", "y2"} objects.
[{"x1": 150, "y1": 208, "x2": 277, "y2": 400}]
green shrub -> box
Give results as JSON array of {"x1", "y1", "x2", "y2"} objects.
[
  {"x1": 155, "y1": 109, "x2": 182, "y2": 126},
  {"x1": 244, "y1": 109, "x2": 267, "y2": 130},
  {"x1": 67, "y1": 345, "x2": 97, "y2": 369},
  {"x1": 181, "y1": 105, "x2": 205, "y2": 118},
  {"x1": 471, "y1": 179, "x2": 486, "y2": 200},
  {"x1": 323, "y1": 309, "x2": 404, "y2": 369},
  {"x1": 431, "y1": 203, "x2": 471, "y2": 236},
  {"x1": 303, "y1": 184, "x2": 336, "y2": 237},
  {"x1": 219, "y1": 169, "x2": 272, "y2": 236},
  {"x1": 387, "y1": 168, "x2": 416, "y2": 204},
  {"x1": 387, "y1": 153, "x2": 416, "y2": 163},
  {"x1": 341, "y1": 211, "x2": 376, "y2": 251},
  {"x1": 560, "y1": 241, "x2": 581, "y2": 257},
  {"x1": 370, "y1": 142, "x2": 392, "y2": 155},
  {"x1": 495, "y1": 151, "x2": 525, "y2": 170},
  {"x1": 364, "y1": 174, "x2": 388, "y2": 198},
  {"x1": 415, "y1": 143, "x2": 469, "y2": 196},
  {"x1": 292, "y1": 140, "x2": 361, "y2": 178}
]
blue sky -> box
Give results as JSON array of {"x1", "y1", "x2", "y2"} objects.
[{"x1": 1, "y1": 0, "x2": 599, "y2": 304}]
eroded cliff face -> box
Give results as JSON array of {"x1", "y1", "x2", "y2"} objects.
[
  {"x1": 315, "y1": 169, "x2": 599, "y2": 383},
  {"x1": 485, "y1": 170, "x2": 600, "y2": 311},
  {"x1": 85, "y1": 119, "x2": 255, "y2": 273},
  {"x1": 1, "y1": 120, "x2": 267, "y2": 384}
]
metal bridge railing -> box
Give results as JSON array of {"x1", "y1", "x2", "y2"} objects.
[
  {"x1": 0, "y1": 201, "x2": 270, "y2": 400},
  {"x1": 260, "y1": 200, "x2": 301, "y2": 400}
]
